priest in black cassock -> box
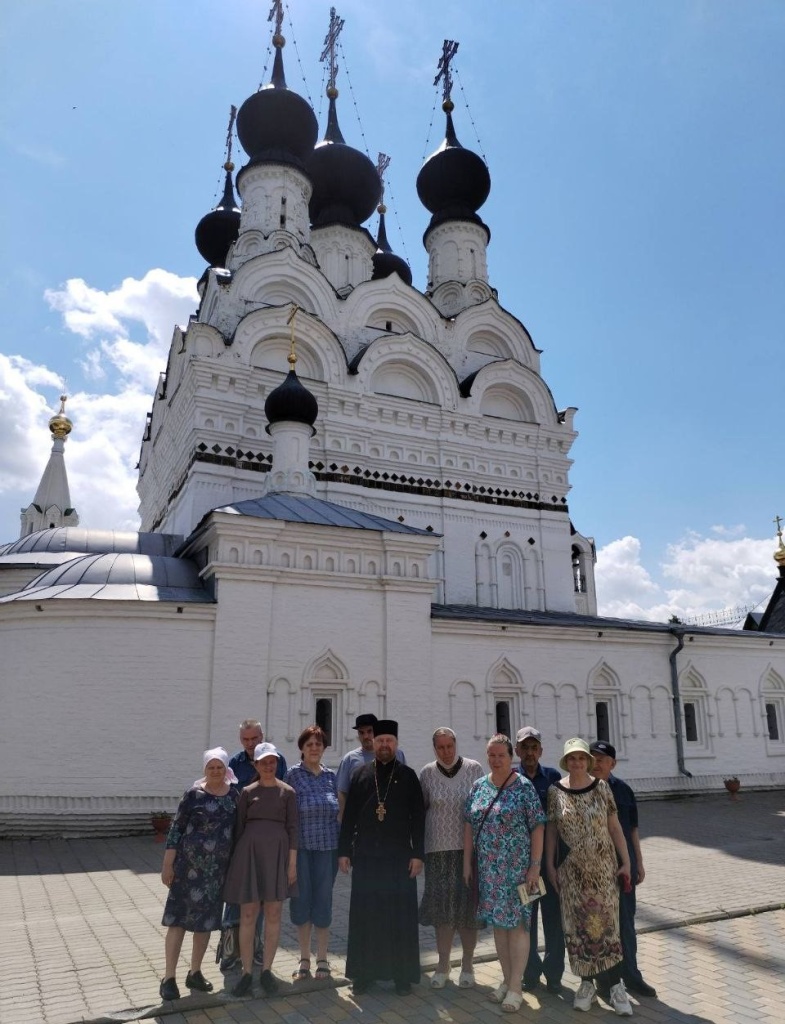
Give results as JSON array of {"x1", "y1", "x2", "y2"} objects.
[{"x1": 338, "y1": 719, "x2": 425, "y2": 995}]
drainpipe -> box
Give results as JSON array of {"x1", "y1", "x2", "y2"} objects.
[{"x1": 668, "y1": 628, "x2": 692, "y2": 777}]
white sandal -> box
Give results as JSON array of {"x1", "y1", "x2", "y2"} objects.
[
  {"x1": 489, "y1": 983, "x2": 508, "y2": 1003},
  {"x1": 501, "y1": 991, "x2": 523, "y2": 1013},
  {"x1": 430, "y1": 970, "x2": 450, "y2": 989},
  {"x1": 458, "y1": 970, "x2": 475, "y2": 988}
]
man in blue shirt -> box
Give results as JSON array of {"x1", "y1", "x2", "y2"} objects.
[
  {"x1": 590, "y1": 741, "x2": 656, "y2": 999},
  {"x1": 220, "y1": 719, "x2": 288, "y2": 971},
  {"x1": 516, "y1": 726, "x2": 564, "y2": 995}
]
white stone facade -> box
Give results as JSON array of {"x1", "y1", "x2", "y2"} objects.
[{"x1": 1, "y1": 40, "x2": 784, "y2": 837}]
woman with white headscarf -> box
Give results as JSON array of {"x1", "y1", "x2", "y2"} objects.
[{"x1": 159, "y1": 747, "x2": 239, "y2": 1002}]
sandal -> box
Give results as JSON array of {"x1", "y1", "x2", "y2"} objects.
[
  {"x1": 489, "y1": 983, "x2": 508, "y2": 1003},
  {"x1": 292, "y1": 958, "x2": 311, "y2": 981},
  {"x1": 315, "y1": 959, "x2": 332, "y2": 980},
  {"x1": 501, "y1": 991, "x2": 523, "y2": 1013}
]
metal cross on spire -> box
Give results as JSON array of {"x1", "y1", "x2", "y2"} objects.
[
  {"x1": 434, "y1": 39, "x2": 459, "y2": 107},
  {"x1": 320, "y1": 6, "x2": 345, "y2": 94},
  {"x1": 376, "y1": 152, "x2": 391, "y2": 202},
  {"x1": 287, "y1": 303, "x2": 300, "y2": 368},
  {"x1": 775, "y1": 514, "x2": 784, "y2": 540},
  {"x1": 224, "y1": 105, "x2": 237, "y2": 169},
  {"x1": 268, "y1": 0, "x2": 284, "y2": 37}
]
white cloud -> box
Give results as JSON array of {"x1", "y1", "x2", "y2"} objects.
[
  {"x1": 596, "y1": 530, "x2": 776, "y2": 623},
  {"x1": 45, "y1": 269, "x2": 198, "y2": 390},
  {"x1": 0, "y1": 269, "x2": 198, "y2": 542}
]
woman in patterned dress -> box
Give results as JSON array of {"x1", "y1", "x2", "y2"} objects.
[
  {"x1": 463, "y1": 734, "x2": 546, "y2": 1013},
  {"x1": 419, "y1": 727, "x2": 484, "y2": 989},
  {"x1": 159, "y1": 747, "x2": 239, "y2": 1002},
  {"x1": 545, "y1": 737, "x2": 633, "y2": 1017}
]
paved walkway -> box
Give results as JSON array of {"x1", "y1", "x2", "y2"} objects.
[{"x1": 1, "y1": 791, "x2": 783, "y2": 1024}]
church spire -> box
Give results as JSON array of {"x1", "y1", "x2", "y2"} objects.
[{"x1": 20, "y1": 395, "x2": 79, "y2": 537}]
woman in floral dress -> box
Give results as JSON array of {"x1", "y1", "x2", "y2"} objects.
[
  {"x1": 545, "y1": 737, "x2": 633, "y2": 1016},
  {"x1": 463, "y1": 734, "x2": 545, "y2": 1013},
  {"x1": 159, "y1": 747, "x2": 239, "y2": 1002}
]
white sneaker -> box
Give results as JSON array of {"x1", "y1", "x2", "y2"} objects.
[
  {"x1": 609, "y1": 980, "x2": 633, "y2": 1016},
  {"x1": 574, "y1": 979, "x2": 596, "y2": 1011},
  {"x1": 458, "y1": 970, "x2": 475, "y2": 988}
]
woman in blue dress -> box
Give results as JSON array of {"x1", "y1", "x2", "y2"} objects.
[
  {"x1": 159, "y1": 747, "x2": 239, "y2": 1002},
  {"x1": 464, "y1": 734, "x2": 546, "y2": 1013}
]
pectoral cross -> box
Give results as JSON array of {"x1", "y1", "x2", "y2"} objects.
[{"x1": 376, "y1": 803, "x2": 387, "y2": 822}]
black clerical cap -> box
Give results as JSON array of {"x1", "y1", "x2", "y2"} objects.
[
  {"x1": 373, "y1": 719, "x2": 398, "y2": 737},
  {"x1": 353, "y1": 713, "x2": 378, "y2": 730}
]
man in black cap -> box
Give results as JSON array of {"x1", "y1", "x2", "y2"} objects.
[
  {"x1": 336, "y1": 713, "x2": 406, "y2": 820},
  {"x1": 338, "y1": 720, "x2": 425, "y2": 995},
  {"x1": 590, "y1": 741, "x2": 657, "y2": 999}
]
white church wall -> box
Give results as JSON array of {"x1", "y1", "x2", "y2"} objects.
[{"x1": 0, "y1": 606, "x2": 215, "y2": 806}]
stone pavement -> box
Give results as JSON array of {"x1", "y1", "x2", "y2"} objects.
[{"x1": 1, "y1": 791, "x2": 783, "y2": 1024}]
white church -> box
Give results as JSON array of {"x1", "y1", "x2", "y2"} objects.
[{"x1": 1, "y1": 11, "x2": 783, "y2": 837}]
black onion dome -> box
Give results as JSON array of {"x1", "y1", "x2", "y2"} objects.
[
  {"x1": 265, "y1": 369, "x2": 318, "y2": 432},
  {"x1": 372, "y1": 209, "x2": 412, "y2": 285},
  {"x1": 195, "y1": 168, "x2": 241, "y2": 268},
  {"x1": 236, "y1": 46, "x2": 318, "y2": 171},
  {"x1": 306, "y1": 96, "x2": 381, "y2": 227},
  {"x1": 416, "y1": 112, "x2": 491, "y2": 232}
]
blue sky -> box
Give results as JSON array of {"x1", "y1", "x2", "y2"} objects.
[{"x1": 1, "y1": 0, "x2": 783, "y2": 620}]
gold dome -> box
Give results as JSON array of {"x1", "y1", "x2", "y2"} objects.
[{"x1": 49, "y1": 394, "x2": 73, "y2": 440}]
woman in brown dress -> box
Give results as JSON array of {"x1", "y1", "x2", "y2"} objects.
[
  {"x1": 545, "y1": 738, "x2": 633, "y2": 1017},
  {"x1": 223, "y1": 742, "x2": 298, "y2": 998}
]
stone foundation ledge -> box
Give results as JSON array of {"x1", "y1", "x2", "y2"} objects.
[{"x1": 628, "y1": 771, "x2": 785, "y2": 799}]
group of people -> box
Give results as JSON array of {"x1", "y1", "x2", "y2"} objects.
[{"x1": 159, "y1": 715, "x2": 656, "y2": 1018}]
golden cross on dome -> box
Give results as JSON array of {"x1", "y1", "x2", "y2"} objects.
[
  {"x1": 775, "y1": 514, "x2": 783, "y2": 541},
  {"x1": 434, "y1": 39, "x2": 459, "y2": 107},
  {"x1": 287, "y1": 304, "x2": 300, "y2": 368},
  {"x1": 320, "y1": 6, "x2": 345, "y2": 93},
  {"x1": 268, "y1": 0, "x2": 284, "y2": 37}
]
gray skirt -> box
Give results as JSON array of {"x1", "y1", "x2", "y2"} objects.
[{"x1": 223, "y1": 819, "x2": 297, "y2": 904}]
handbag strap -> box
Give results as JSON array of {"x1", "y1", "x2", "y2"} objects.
[{"x1": 475, "y1": 770, "x2": 516, "y2": 844}]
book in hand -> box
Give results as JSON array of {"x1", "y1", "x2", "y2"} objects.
[{"x1": 517, "y1": 875, "x2": 547, "y2": 906}]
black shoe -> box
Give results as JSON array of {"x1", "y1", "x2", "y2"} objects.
[
  {"x1": 220, "y1": 955, "x2": 240, "y2": 973},
  {"x1": 185, "y1": 970, "x2": 213, "y2": 992},
  {"x1": 259, "y1": 969, "x2": 279, "y2": 995},
  {"x1": 394, "y1": 980, "x2": 412, "y2": 995},
  {"x1": 546, "y1": 979, "x2": 563, "y2": 994},
  {"x1": 352, "y1": 978, "x2": 371, "y2": 995},
  {"x1": 522, "y1": 977, "x2": 540, "y2": 992},
  {"x1": 626, "y1": 978, "x2": 657, "y2": 997},
  {"x1": 159, "y1": 977, "x2": 180, "y2": 1001},
  {"x1": 232, "y1": 972, "x2": 253, "y2": 998}
]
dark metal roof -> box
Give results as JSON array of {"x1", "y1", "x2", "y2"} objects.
[
  {"x1": 213, "y1": 494, "x2": 435, "y2": 535},
  {"x1": 0, "y1": 553, "x2": 211, "y2": 604},
  {"x1": 431, "y1": 604, "x2": 781, "y2": 639},
  {"x1": 2, "y1": 528, "x2": 183, "y2": 557}
]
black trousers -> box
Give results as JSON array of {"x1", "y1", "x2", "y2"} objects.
[{"x1": 523, "y1": 876, "x2": 565, "y2": 985}]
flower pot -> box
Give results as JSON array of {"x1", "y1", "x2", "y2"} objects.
[
  {"x1": 151, "y1": 814, "x2": 172, "y2": 841},
  {"x1": 723, "y1": 779, "x2": 740, "y2": 799}
]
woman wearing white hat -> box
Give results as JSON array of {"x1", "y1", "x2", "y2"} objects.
[
  {"x1": 159, "y1": 747, "x2": 239, "y2": 1002},
  {"x1": 223, "y1": 742, "x2": 299, "y2": 998},
  {"x1": 545, "y1": 738, "x2": 633, "y2": 1017}
]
